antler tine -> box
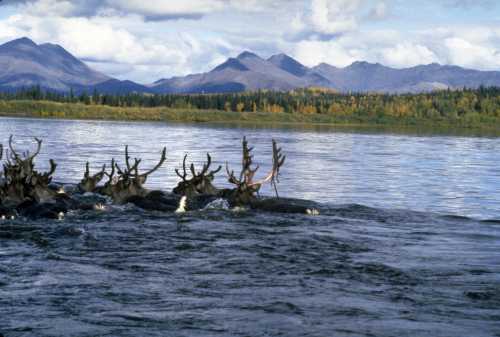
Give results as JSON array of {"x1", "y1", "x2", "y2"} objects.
[
  {"x1": 131, "y1": 158, "x2": 141, "y2": 177},
  {"x1": 175, "y1": 154, "x2": 188, "y2": 180},
  {"x1": 140, "y1": 147, "x2": 167, "y2": 178},
  {"x1": 109, "y1": 158, "x2": 116, "y2": 177},
  {"x1": 209, "y1": 164, "x2": 222, "y2": 176},
  {"x1": 226, "y1": 162, "x2": 240, "y2": 185},
  {"x1": 272, "y1": 139, "x2": 286, "y2": 182},
  {"x1": 124, "y1": 145, "x2": 131, "y2": 171},
  {"x1": 199, "y1": 153, "x2": 212, "y2": 176},
  {"x1": 4, "y1": 149, "x2": 12, "y2": 165},
  {"x1": 245, "y1": 165, "x2": 259, "y2": 184},
  {"x1": 201, "y1": 153, "x2": 221, "y2": 177},
  {"x1": 104, "y1": 158, "x2": 116, "y2": 182},
  {"x1": 248, "y1": 139, "x2": 285, "y2": 189},
  {"x1": 28, "y1": 137, "x2": 43, "y2": 161},
  {"x1": 46, "y1": 159, "x2": 57, "y2": 177},
  {"x1": 240, "y1": 137, "x2": 256, "y2": 181},
  {"x1": 8, "y1": 135, "x2": 20, "y2": 160},
  {"x1": 84, "y1": 162, "x2": 90, "y2": 178},
  {"x1": 115, "y1": 161, "x2": 125, "y2": 175},
  {"x1": 117, "y1": 162, "x2": 138, "y2": 179},
  {"x1": 189, "y1": 163, "x2": 196, "y2": 177}
]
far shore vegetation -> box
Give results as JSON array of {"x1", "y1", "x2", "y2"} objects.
[{"x1": 0, "y1": 86, "x2": 499, "y2": 131}]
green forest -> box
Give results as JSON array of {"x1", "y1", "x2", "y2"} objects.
[{"x1": 1, "y1": 86, "x2": 500, "y2": 129}]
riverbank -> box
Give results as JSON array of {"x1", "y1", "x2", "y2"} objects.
[{"x1": 1, "y1": 99, "x2": 500, "y2": 133}]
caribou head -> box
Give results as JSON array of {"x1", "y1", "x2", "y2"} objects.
[
  {"x1": 99, "y1": 145, "x2": 167, "y2": 204},
  {"x1": 0, "y1": 135, "x2": 58, "y2": 205},
  {"x1": 173, "y1": 153, "x2": 221, "y2": 198},
  {"x1": 78, "y1": 162, "x2": 106, "y2": 193},
  {"x1": 225, "y1": 137, "x2": 285, "y2": 206}
]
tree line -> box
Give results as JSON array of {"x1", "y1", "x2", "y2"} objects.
[{"x1": 1, "y1": 86, "x2": 500, "y2": 121}]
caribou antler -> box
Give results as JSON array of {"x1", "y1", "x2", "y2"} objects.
[
  {"x1": 8, "y1": 135, "x2": 20, "y2": 161},
  {"x1": 27, "y1": 137, "x2": 43, "y2": 161},
  {"x1": 79, "y1": 161, "x2": 107, "y2": 193},
  {"x1": 33, "y1": 159, "x2": 57, "y2": 184},
  {"x1": 8, "y1": 135, "x2": 42, "y2": 162},
  {"x1": 1, "y1": 136, "x2": 58, "y2": 204},
  {"x1": 226, "y1": 137, "x2": 258, "y2": 186},
  {"x1": 177, "y1": 153, "x2": 221, "y2": 182},
  {"x1": 115, "y1": 157, "x2": 141, "y2": 179},
  {"x1": 44, "y1": 159, "x2": 57, "y2": 178},
  {"x1": 99, "y1": 146, "x2": 167, "y2": 203},
  {"x1": 175, "y1": 154, "x2": 189, "y2": 181},
  {"x1": 84, "y1": 162, "x2": 106, "y2": 179},
  {"x1": 139, "y1": 147, "x2": 167, "y2": 180},
  {"x1": 249, "y1": 139, "x2": 285, "y2": 196},
  {"x1": 114, "y1": 146, "x2": 166, "y2": 182},
  {"x1": 104, "y1": 158, "x2": 116, "y2": 185},
  {"x1": 173, "y1": 153, "x2": 222, "y2": 197},
  {"x1": 200, "y1": 153, "x2": 222, "y2": 177},
  {"x1": 226, "y1": 137, "x2": 285, "y2": 198}
]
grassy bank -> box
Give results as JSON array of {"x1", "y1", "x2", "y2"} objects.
[{"x1": 1, "y1": 99, "x2": 500, "y2": 132}]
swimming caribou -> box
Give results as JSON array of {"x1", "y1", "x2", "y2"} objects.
[{"x1": 0, "y1": 135, "x2": 319, "y2": 219}]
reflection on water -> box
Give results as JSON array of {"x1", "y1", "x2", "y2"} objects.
[
  {"x1": 1, "y1": 117, "x2": 499, "y2": 219},
  {"x1": 209, "y1": 121, "x2": 500, "y2": 138}
]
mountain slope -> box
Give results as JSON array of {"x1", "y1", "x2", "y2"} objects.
[
  {"x1": 152, "y1": 51, "x2": 500, "y2": 94},
  {"x1": 268, "y1": 53, "x2": 309, "y2": 77},
  {"x1": 312, "y1": 61, "x2": 500, "y2": 93},
  {"x1": 150, "y1": 51, "x2": 316, "y2": 94},
  {"x1": 0, "y1": 37, "x2": 150, "y2": 93},
  {"x1": 0, "y1": 37, "x2": 110, "y2": 91},
  {"x1": 268, "y1": 53, "x2": 331, "y2": 88},
  {"x1": 1, "y1": 37, "x2": 500, "y2": 94}
]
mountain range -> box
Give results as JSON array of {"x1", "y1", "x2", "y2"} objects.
[{"x1": 1, "y1": 37, "x2": 500, "y2": 95}]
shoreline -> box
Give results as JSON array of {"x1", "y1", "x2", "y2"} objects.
[{"x1": 1, "y1": 100, "x2": 500, "y2": 137}]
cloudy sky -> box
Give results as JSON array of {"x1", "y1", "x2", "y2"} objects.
[{"x1": 0, "y1": 0, "x2": 499, "y2": 83}]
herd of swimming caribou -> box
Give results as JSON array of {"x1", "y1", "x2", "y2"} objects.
[{"x1": 0, "y1": 136, "x2": 319, "y2": 220}]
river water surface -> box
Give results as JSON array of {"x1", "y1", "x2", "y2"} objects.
[{"x1": 0, "y1": 117, "x2": 499, "y2": 336}]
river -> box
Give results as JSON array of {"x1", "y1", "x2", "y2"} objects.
[{"x1": 0, "y1": 117, "x2": 499, "y2": 336}]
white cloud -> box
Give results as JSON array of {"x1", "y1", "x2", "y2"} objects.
[
  {"x1": 415, "y1": 25, "x2": 500, "y2": 70},
  {"x1": 6, "y1": 0, "x2": 281, "y2": 20},
  {"x1": 310, "y1": 0, "x2": 360, "y2": 35},
  {"x1": 0, "y1": 16, "x2": 25, "y2": 40},
  {"x1": 22, "y1": 0, "x2": 102, "y2": 17},
  {"x1": 1, "y1": 10, "x2": 239, "y2": 82},
  {"x1": 293, "y1": 39, "x2": 361, "y2": 67},
  {"x1": 366, "y1": 1, "x2": 389, "y2": 21},
  {"x1": 444, "y1": 37, "x2": 500, "y2": 69},
  {"x1": 1, "y1": 0, "x2": 500, "y2": 82},
  {"x1": 105, "y1": 0, "x2": 225, "y2": 20},
  {"x1": 288, "y1": 0, "x2": 393, "y2": 41},
  {"x1": 291, "y1": 26, "x2": 500, "y2": 71},
  {"x1": 381, "y1": 42, "x2": 438, "y2": 67},
  {"x1": 446, "y1": 0, "x2": 496, "y2": 9}
]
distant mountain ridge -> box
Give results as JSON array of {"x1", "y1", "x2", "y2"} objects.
[
  {"x1": 0, "y1": 37, "x2": 109, "y2": 91},
  {"x1": 1, "y1": 37, "x2": 500, "y2": 94},
  {"x1": 311, "y1": 61, "x2": 500, "y2": 93},
  {"x1": 0, "y1": 37, "x2": 151, "y2": 94}
]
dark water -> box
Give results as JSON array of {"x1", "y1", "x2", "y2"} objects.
[{"x1": 0, "y1": 117, "x2": 499, "y2": 337}]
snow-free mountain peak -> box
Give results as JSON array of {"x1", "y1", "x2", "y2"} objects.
[
  {"x1": 1, "y1": 37, "x2": 500, "y2": 94},
  {"x1": 268, "y1": 53, "x2": 309, "y2": 77}
]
